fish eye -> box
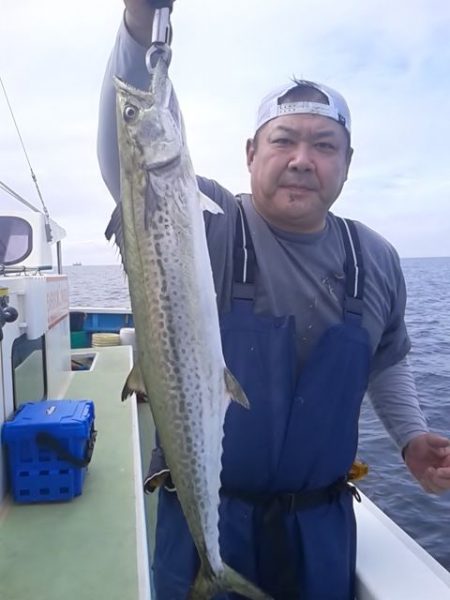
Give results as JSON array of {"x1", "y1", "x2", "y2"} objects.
[{"x1": 123, "y1": 103, "x2": 139, "y2": 122}]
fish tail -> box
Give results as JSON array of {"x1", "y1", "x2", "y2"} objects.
[{"x1": 188, "y1": 562, "x2": 273, "y2": 600}]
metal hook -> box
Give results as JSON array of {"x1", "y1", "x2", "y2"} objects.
[
  {"x1": 145, "y1": 7, "x2": 173, "y2": 75},
  {"x1": 145, "y1": 42, "x2": 172, "y2": 74}
]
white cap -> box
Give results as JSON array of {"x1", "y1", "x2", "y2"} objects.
[{"x1": 255, "y1": 79, "x2": 351, "y2": 136}]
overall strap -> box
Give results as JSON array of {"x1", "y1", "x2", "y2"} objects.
[
  {"x1": 233, "y1": 195, "x2": 257, "y2": 300},
  {"x1": 336, "y1": 217, "x2": 366, "y2": 325}
]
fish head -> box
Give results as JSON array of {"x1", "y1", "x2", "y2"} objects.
[{"x1": 114, "y1": 70, "x2": 183, "y2": 171}]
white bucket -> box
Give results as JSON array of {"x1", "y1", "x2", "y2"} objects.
[{"x1": 119, "y1": 327, "x2": 137, "y2": 361}]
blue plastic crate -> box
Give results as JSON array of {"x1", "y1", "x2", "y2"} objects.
[{"x1": 2, "y1": 400, "x2": 96, "y2": 503}]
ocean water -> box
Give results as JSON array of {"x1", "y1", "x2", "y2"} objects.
[
  {"x1": 358, "y1": 257, "x2": 450, "y2": 572},
  {"x1": 64, "y1": 257, "x2": 450, "y2": 571}
]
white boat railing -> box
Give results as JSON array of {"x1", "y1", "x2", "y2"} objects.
[{"x1": 355, "y1": 491, "x2": 450, "y2": 599}]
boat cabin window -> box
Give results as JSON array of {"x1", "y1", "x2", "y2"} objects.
[
  {"x1": 0, "y1": 216, "x2": 33, "y2": 266},
  {"x1": 11, "y1": 334, "x2": 47, "y2": 409}
]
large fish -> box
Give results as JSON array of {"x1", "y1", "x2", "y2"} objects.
[{"x1": 105, "y1": 49, "x2": 271, "y2": 600}]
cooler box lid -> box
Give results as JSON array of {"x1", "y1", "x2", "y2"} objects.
[{"x1": 2, "y1": 400, "x2": 95, "y2": 442}]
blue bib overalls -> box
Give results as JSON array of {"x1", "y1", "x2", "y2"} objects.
[{"x1": 152, "y1": 202, "x2": 371, "y2": 599}]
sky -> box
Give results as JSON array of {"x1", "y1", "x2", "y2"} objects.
[{"x1": 1, "y1": 0, "x2": 450, "y2": 265}]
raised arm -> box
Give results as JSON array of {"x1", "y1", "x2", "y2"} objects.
[{"x1": 97, "y1": 1, "x2": 161, "y2": 202}]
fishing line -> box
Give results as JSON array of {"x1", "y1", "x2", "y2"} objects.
[{"x1": 0, "y1": 74, "x2": 52, "y2": 239}]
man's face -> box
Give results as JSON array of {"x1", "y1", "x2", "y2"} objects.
[{"x1": 246, "y1": 113, "x2": 352, "y2": 233}]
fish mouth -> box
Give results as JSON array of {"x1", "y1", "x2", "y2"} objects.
[{"x1": 148, "y1": 154, "x2": 182, "y2": 172}]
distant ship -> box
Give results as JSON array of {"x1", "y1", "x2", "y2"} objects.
[{"x1": 72, "y1": 262, "x2": 82, "y2": 266}]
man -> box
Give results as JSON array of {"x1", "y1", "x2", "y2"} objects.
[{"x1": 98, "y1": 2, "x2": 450, "y2": 598}]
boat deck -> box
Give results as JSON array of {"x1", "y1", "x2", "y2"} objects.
[
  {"x1": 0, "y1": 345, "x2": 151, "y2": 600},
  {"x1": 2, "y1": 336, "x2": 450, "y2": 600}
]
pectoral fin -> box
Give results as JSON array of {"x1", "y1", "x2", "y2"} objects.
[
  {"x1": 199, "y1": 191, "x2": 224, "y2": 215},
  {"x1": 105, "y1": 203, "x2": 128, "y2": 273},
  {"x1": 224, "y1": 368, "x2": 249, "y2": 408},
  {"x1": 122, "y1": 363, "x2": 148, "y2": 402}
]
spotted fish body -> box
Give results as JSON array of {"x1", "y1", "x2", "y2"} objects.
[{"x1": 107, "y1": 55, "x2": 271, "y2": 600}]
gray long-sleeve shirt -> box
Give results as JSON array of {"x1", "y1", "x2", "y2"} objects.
[{"x1": 97, "y1": 17, "x2": 429, "y2": 451}]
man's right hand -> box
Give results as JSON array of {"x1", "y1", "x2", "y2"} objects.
[
  {"x1": 124, "y1": 0, "x2": 175, "y2": 47},
  {"x1": 123, "y1": 0, "x2": 157, "y2": 48},
  {"x1": 145, "y1": 0, "x2": 174, "y2": 7}
]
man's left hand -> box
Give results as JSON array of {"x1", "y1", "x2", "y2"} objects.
[{"x1": 404, "y1": 432, "x2": 450, "y2": 494}]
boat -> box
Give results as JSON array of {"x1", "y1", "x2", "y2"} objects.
[{"x1": 1, "y1": 208, "x2": 450, "y2": 599}]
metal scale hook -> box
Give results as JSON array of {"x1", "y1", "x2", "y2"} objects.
[{"x1": 145, "y1": 2, "x2": 174, "y2": 75}]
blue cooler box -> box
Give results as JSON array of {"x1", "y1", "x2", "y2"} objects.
[{"x1": 2, "y1": 400, "x2": 96, "y2": 503}]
